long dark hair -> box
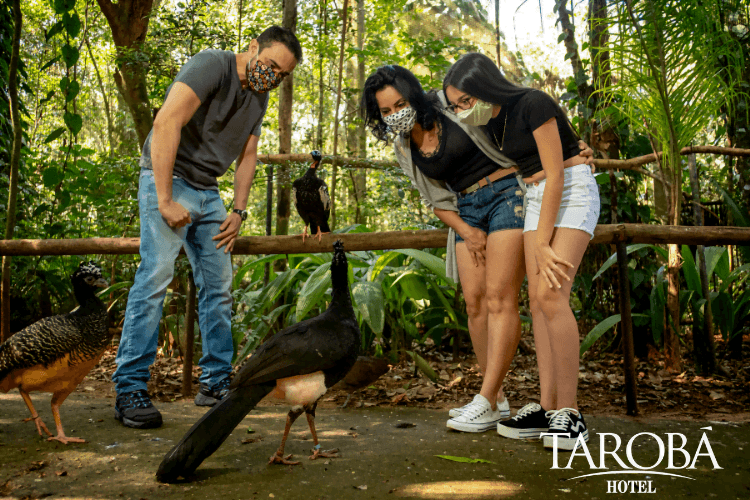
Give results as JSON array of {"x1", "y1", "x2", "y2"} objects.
[
  {"x1": 442, "y1": 53, "x2": 530, "y2": 107},
  {"x1": 361, "y1": 65, "x2": 441, "y2": 142},
  {"x1": 444, "y1": 52, "x2": 580, "y2": 140}
]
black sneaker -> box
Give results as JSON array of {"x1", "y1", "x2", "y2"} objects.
[
  {"x1": 542, "y1": 408, "x2": 589, "y2": 451},
  {"x1": 194, "y1": 377, "x2": 231, "y2": 407},
  {"x1": 497, "y1": 402, "x2": 549, "y2": 439},
  {"x1": 115, "y1": 390, "x2": 163, "y2": 429}
]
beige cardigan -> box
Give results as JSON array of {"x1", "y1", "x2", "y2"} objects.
[{"x1": 391, "y1": 91, "x2": 517, "y2": 282}]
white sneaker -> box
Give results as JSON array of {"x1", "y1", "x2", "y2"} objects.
[
  {"x1": 449, "y1": 395, "x2": 511, "y2": 419},
  {"x1": 446, "y1": 395, "x2": 503, "y2": 433}
]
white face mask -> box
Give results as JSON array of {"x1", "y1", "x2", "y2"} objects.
[
  {"x1": 455, "y1": 99, "x2": 494, "y2": 127},
  {"x1": 382, "y1": 106, "x2": 417, "y2": 135}
]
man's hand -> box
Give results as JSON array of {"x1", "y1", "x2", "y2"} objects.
[
  {"x1": 159, "y1": 200, "x2": 192, "y2": 228},
  {"x1": 213, "y1": 212, "x2": 242, "y2": 253}
]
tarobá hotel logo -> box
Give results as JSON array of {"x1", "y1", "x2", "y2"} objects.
[{"x1": 544, "y1": 426, "x2": 721, "y2": 494}]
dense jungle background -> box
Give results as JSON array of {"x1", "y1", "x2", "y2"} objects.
[{"x1": 1, "y1": 0, "x2": 749, "y2": 415}]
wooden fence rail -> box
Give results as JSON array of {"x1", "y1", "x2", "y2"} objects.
[
  {"x1": 258, "y1": 146, "x2": 750, "y2": 171},
  {"x1": 1, "y1": 224, "x2": 749, "y2": 256}
]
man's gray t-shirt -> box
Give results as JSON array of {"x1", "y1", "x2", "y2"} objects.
[{"x1": 139, "y1": 49, "x2": 269, "y2": 190}]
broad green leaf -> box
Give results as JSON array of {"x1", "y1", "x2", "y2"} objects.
[
  {"x1": 59, "y1": 76, "x2": 69, "y2": 93},
  {"x1": 61, "y1": 44, "x2": 79, "y2": 68},
  {"x1": 394, "y1": 248, "x2": 449, "y2": 282},
  {"x1": 97, "y1": 281, "x2": 133, "y2": 297},
  {"x1": 45, "y1": 22, "x2": 64, "y2": 42},
  {"x1": 720, "y1": 264, "x2": 750, "y2": 293},
  {"x1": 593, "y1": 244, "x2": 666, "y2": 281},
  {"x1": 426, "y1": 277, "x2": 457, "y2": 323},
  {"x1": 296, "y1": 262, "x2": 332, "y2": 320},
  {"x1": 711, "y1": 292, "x2": 734, "y2": 340},
  {"x1": 42, "y1": 167, "x2": 64, "y2": 188},
  {"x1": 64, "y1": 80, "x2": 80, "y2": 102},
  {"x1": 62, "y1": 12, "x2": 81, "y2": 38},
  {"x1": 53, "y1": 0, "x2": 76, "y2": 14},
  {"x1": 406, "y1": 351, "x2": 437, "y2": 381},
  {"x1": 64, "y1": 111, "x2": 82, "y2": 135},
  {"x1": 580, "y1": 314, "x2": 621, "y2": 355},
  {"x1": 703, "y1": 246, "x2": 727, "y2": 281},
  {"x1": 370, "y1": 251, "x2": 401, "y2": 281},
  {"x1": 44, "y1": 127, "x2": 66, "y2": 144},
  {"x1": 392, "y1": 270, "x2": 430, "y2": 300},
  {"x1": 435, "y1": 455, "x2": 495, "y2": 464},
  {"x1": 232, "y1": 255, "x2": 286, "y2": 288},
  {"x1": 680, "y1": 245, "x2": 702, "y2": 298},
  {"x1": 259, "y1": 269, "x2": 301, "y2": 306},
  {"x1": 351, "y1": 281, "x2": 384, "y2": 335}
]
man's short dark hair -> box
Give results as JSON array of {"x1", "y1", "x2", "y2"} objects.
[{"x1": 257, "y1": 26, "x2": 303, "y2": 63}]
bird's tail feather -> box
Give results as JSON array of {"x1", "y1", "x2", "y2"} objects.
[{"x1": 156, "y1": 382, "x2": 275, "y2": 483}]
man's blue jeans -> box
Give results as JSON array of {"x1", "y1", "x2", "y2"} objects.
[{"x1": 113, "y1": 170, "x2": 234, "y2": 394}]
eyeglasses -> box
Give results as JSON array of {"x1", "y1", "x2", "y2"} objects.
[{"x1": 445, "y1": 95, "x2": 475, "y2": 113}]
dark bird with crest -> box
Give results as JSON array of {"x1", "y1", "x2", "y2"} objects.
[
  {"x1": 292, "y1": 150, "x2": 331, "y2": 242},
  {"x1": 156, "y1": 240, "x2": 360, "y2": 483},
  {"x1": 0, "y1": 261, "x2": 110, "y2": 444}
]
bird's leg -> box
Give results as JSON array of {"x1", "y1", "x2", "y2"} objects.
[
  {"x1": 48, "y1": 391, "x2": 85, "y2": 444},
  {"x1": 305, "y1": 403, "x2": 338, "y2": 460},
  {"x1": 19, "y1": 389, "x2": 52, "y2": 438},
  {"x1": 269, "y1": 408, "x2": 304, "y2": 465},
  {"x1": 302, "y1": 225, "x2": 309, "y2": 243},
  {"x1": 315, "y1": 227, "x2": 326, "y2": 243},
  {"x1": 339, "y1": 393, "x2": 353, "y2": 409}
]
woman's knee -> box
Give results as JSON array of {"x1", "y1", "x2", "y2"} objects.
[
  {"x1": 536, "y1": 285, "x2": 571, "y2": 317},
  {"x1": 485, "y1": 289, "x2": 518, "y2": 315},
  {"x1": 463, "y1": 288, "x2": 486, "y2": 318}
]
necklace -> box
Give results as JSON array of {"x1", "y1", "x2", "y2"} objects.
[{"x1": 491, "y1": 112, "x2": 508, "y2": 151}]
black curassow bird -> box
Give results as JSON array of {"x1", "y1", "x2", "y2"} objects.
[
  {"x1": 156, "y1": 240, "x2": 360, "y2": 483},
  {"x1": 292, "y1": 150, "x2": 331, "y2": 242},
  {"x1": 0, "y1": 261, "x2": 109, "y2": 444}
]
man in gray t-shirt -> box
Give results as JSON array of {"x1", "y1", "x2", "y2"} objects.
[{"x1": 113, "y1": 26, "x2": 302, "y2": 429}]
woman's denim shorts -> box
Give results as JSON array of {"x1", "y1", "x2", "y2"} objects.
[
  {"x1": 523, "y1": 164, "x2": 601, "y2": 239},
  {"x1": 455, "y1": 175, "x2": 525, "y2": 243}
]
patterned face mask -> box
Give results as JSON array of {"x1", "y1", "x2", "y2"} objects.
[
  {"x1": 382, "y1": 106, "x2": 417, "y2": 135},
  {"x1": 245, "y1": 58, "x2": 282, "y2": 92}
]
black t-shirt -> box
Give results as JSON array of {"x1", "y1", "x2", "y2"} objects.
[
  {"x1": 485, "y1": 89, "x2": 580, "y2": 178},
  {"x1": 410, "y1": 114, "x2": 499, "y2": 192}
]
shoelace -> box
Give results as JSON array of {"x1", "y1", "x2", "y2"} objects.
[
  {"x1": 124, "y1": 390, "x2": 152, "y2": 409},
  {"x1": 511, "y1": 403, "x2": 542, "y2": 421},
  {"x1": 461, "y1": 399, "x2": 492, "y2": 420},
  {"x1": 213, "y1": 377, "x2": 231, "y2": 394},
  {"x1": 545, "y1": 408, "x2": 579, "y2": 431}
]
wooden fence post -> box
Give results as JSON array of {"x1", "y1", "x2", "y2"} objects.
[
  {"x1": 182, "y1": 271, "x2": 196, "y2": 398},
  {"x1": 688, "y1": 153, "x2": 716, "y2": 373},
  {"x1": 609, "y1": 170, "x2": 638, "y2": 416}
]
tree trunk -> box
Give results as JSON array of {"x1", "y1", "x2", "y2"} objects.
[
  {"x1": 330, "y1": 0, "x2": 350, "y2": 230},
  {"x1": 84, "y1": 35, "x2": 114, "y2": 155},
  {"x1": 1, "y1": 0, "x2": 22, "y2": 343},
  {"x1": 95, "y1": 0, "x2": 155, "y2": 149},
  {"x1": 354, "y1": 0, "x2": 367, "y2": 225},
  {"x1": 274, "y1": 0, "x2": 297, "y2": 272},
  {"x1": 316, "y1": 0, "x2": 328, "y2": 151},
  {"x1": 557, "y1": 0, "x2": 593, "y2": 104}
]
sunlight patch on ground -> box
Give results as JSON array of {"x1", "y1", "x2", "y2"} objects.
[{"x1": 392, "y1": 480, "x2": 524, "y2": 499}]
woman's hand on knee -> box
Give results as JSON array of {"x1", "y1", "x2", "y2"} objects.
[
  {"x1": 534, "y1": 244, "x2": 573, "y2": 289},
  {"x1": 460, "y1": 226, "x2": 488, "y2": 267}
]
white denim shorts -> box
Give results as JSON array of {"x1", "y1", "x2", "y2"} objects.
[{"x1": 523, "y1": 164, "x2": 601, "y2": 239}]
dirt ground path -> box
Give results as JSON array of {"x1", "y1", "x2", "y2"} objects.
[{"x1": 2, "y1": 390, "x2": 748, "y2": 500}]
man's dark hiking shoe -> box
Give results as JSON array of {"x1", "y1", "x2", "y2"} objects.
[{"x1": 115, "y1": 389, "x2": 163, "y2": 429}]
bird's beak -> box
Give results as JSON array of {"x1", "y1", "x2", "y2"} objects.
[{"x1": 94, "y1": 278, "x2": 109, "y2": 288}]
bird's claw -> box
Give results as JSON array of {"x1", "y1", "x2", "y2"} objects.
[
  {"x1": 302, "y1": 226, "x2": 308, "y2": 243},
  {"x1": 48, "y1": 436, "x2": 86, "y2": 445},
  {"x1": 309, "y1": 447, "x2": 339, "y2": 460},
  {"x1": 268, "y1": 452, "x2": 300, "y2": 466},
  {"x1": 23, "y1": 415, "x2": 52, "y2": 437}
]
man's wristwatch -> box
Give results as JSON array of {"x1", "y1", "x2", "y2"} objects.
[{"x1": 232, "y1": 208, "x2": 248, "y2": 221}]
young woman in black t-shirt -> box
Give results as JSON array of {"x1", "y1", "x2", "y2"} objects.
[
  {"x1": 443, "y1": 53, "x2": 601, "y2": 451},
  {"x1": 361, "y1": 65, "x2": 593, "y2": 434}
]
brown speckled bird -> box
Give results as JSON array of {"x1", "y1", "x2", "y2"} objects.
[{"x1": 0, "y1": 261, "x2": 109, "y2": 444}]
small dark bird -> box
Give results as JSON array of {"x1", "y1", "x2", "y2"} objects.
[
  {"x1": 292, "y1": 150, "x2": 331, "y2": 242},
  {"x1": 0, "y1": 261, "x2": 109, "y2": 444},
  {"x1": 156, "y1": 240, "x2": 360, "y2": 483},
  {"x1": 332, "y1": 356, "x2": 390, "y2": 408}
]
